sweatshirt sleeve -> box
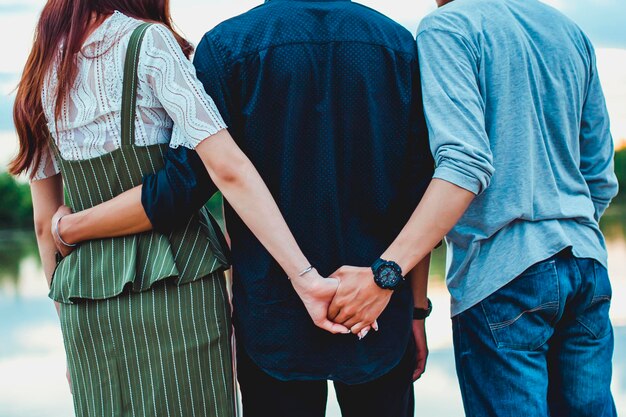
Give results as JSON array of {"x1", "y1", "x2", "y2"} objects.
[
  {"x1": 578, "y1": 40, "x2": 619, "y2": 220},
  {"x1": 417, "y1": 29, "x2": 494, "y2": 195}
]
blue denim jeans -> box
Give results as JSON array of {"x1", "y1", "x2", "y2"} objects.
[{"x1": 452, "y1": 251, "x2": 616, "y2": 417}]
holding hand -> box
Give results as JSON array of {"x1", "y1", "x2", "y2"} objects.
[
  {"x1": 290, "y1": 269, "x2": 352, "y2": 335},
  {"x1": 327, "y1": 266, "x2": 393, "y2": 336}
]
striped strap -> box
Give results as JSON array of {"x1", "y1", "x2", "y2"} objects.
[{"x1": 121, "y1": 23, "x2": 152, "y2": 148}]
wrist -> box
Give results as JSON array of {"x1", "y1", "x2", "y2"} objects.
[
  {"x1": 59, "y1": 212, "x2": 83, "y2": 245},
  {"x1": 371, "y1": 258, "x2": 405, "y2": 291},
  {"x1": 290, "y1": 269, "x2": 322, "y2": 294},
  {"x1": 414, "y1": 297, "x2": 429, "y2": 310},
  {"x1": 413, "y1": 298, "x2": 432, "y2": 320},
  {"x1": 283, "y1": 257, "x2": 314, "y2": 281},
  {"x1": 381, "y1": 242, "x2": 431, "y2": 275}
]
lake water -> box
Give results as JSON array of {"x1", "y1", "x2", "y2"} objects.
[{"x1": 0, "y1": 207, "x2": 625, "y2": 416}]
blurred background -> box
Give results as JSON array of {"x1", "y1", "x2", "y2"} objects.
[{"x1": 0, "y1": 0, "x2": 624, "y2": 416}]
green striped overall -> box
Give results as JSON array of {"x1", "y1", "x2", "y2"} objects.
[{"x1": 49, "y1": 23, "x2": 235, "y2": 417}]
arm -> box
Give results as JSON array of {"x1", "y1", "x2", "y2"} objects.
[
  {"x1": 579, "y1": 39, "x2": 619, "y2": 220},
  {"x1": 329, "y1": 180, "x2": 473, "y2": 332},
  {"x1": 31, "y1": 175, "x2": 64, "y2": 310},
  {"x1": 330, "y1": 29, "x2": 490, "y2": 332},
  {"x1": 381, "y1": 179, "x2": 474, "y2": 272},
  {"x1": 33, "y1": 173, "x2": 74, "y2": 392},
  {"x1": 54, "y1": 185, "x2": 151, "y2": 255},
  {"x1": 410, "y1": 254, "x2": 430, "y2": 381},
  {"x1": 193, "y1": 130, "x2": 315, "y2": 278}
]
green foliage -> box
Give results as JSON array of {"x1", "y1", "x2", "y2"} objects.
[{"x1": 0, "y1": 173, "x2": 33, "y2": 229}]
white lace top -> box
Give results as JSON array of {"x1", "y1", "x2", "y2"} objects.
[{"x1": 32, "y1": 11, "x2": 226, "y2": 181}]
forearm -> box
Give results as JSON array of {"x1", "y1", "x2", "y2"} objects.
[
  {"x1": 197, "y1": 131, "x2": 310, "y2": 279},
  {"x1": 31, "y1": 176, "x2": 64, "y2": 315},
  {"x1": 409, "y1": 254, "x2": 430, "y2": 310},
  {"x1": 61, "y1": 186, "x2": 152, "y2": 245},
  {"x1": 35, "y1": 231, "x2": 61, "y2": 315},
  {"x1": 213, "y1": 164, "x2": 309, "y2": 278},
  {"x1": 381, "y1": 178, "x2": 475, "y2": 273},
  {"x1": 36, "y1": 229, "x2": 60, "y2": 289},
  {"x1": 142, "y1": 147, "x2": 217, "y2": 233}
]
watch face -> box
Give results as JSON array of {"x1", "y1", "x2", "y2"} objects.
[{"x1": 376, "y1": 264, "x2": 402, "y2": 289}]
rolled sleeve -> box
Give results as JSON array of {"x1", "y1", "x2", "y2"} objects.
[
  {"x1": 417, "y1": 29, "x2": 494, "y2": 195},
  {"x1": 433, "y1": 161, "x2": 484, "y2": 195},
  {"x1": 142, "y1": 146, "x2": 217, "y2": 233}
]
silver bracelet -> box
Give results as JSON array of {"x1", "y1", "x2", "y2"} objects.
[
  {"x1": 298, "y1": 265, "x2": 314, "y2": 277},
  {"x1": 54, "y1": 215, "x2": 78, "y2": 248}
]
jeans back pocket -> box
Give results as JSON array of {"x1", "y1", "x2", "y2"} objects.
[{"x1": 481, "y1": 259, "x2": 560, "y2": 351}]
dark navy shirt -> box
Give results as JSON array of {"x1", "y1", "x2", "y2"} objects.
[{"x1": 142, "y1": 0, "x2": 433, "y2": 384}]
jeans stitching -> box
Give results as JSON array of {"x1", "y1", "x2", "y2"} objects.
[
  {"x1": 481, "y1": 264, "x2": 560, "y2": 350},
  {"x1": 577, "y1": 261, "x2": 612, "y2": 339},
  {"x1": 454, "y1": 316, "x2": 475, "y2": 417},
  {"x1": 480, "y1": 302, "x2": 502, "y2": 352},
  {"x1": 576, "y1": 316, "x2": 613, "y2": 340},
  {"x1": 592, "y1": 295, "x2": 612, "y2": 304},
  {"x1": 488, "y1": 301, "x2": 560, "y2": 330}
]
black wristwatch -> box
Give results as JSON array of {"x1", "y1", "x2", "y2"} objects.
[
  {"x1": 413, "y1": 298, "x2": 433, "y2": 320},
  {"x1": 371, "y1": 258, "x2": 405, "y2": 290}
]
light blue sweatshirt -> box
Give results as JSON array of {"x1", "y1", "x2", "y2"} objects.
[{"x1": 417, "y1": 0, "x2": 619, "y2": 316}]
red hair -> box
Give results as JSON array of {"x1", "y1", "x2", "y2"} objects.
[{"x1": 9, "y1": 0, "x2": 192, "y2": 178}]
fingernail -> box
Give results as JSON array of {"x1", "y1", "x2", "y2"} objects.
[
  {"x1": 373, "y1": 322, "x2": 379, "y2": 332},
  {"x1": 343, "y1": 330, "x2": 351, "y2": 334},
  {"x1": 362, "y1": 329, "x2": 369, "y2": 339}
]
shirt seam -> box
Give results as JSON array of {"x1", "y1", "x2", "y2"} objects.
[
  {"x1": 212, "y1": 38, "x2": 417, "y2": 67},
  {"x1": 203, "y1": 31, "x2": 234, "y2": 81},
  {"x1": 417, "y1": 28, "x2": 480, "y2": 62}
]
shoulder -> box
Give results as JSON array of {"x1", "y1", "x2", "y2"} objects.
[
  {"x1": 417, "y1": 0, "x2": 484, "y2": 38},
  {"x1": 107, "y1": 12, "x2": 181, "y2": 52},
  {"x1": 348, "y1": 2, "x2": 418, "y2": 53},
  {"x1": 142, "y1": 23, "x2": 177, "y2": 45},
  {"x1": 201, "y1": 1, "x2": 416, "y2": 61}
]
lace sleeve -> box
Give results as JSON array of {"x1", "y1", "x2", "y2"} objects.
[
  {"x1": 29, "y1": 144, "x2": 61, "y2": 182},
  {"x1": 141, "y1": 24, "x2": 227, "y2": 150}
]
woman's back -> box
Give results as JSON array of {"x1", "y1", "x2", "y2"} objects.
[
  {"x1": 33, "y1": 11, "x2": 225, "y2": 180},
  {"x1": 15, "y1": 14, "x2": 237, "y2": 415}
]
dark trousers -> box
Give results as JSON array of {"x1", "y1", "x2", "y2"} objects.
[
  {"x1": 453, "y1": 251, "x2": 617, "y2": 417},
  {"x1": 237, "y1": 339, "x2": 416, "y2": 417}
]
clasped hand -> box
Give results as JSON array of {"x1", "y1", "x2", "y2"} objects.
[{"x1": 294, "y1": 266, "x2": 391, "y2": 338}]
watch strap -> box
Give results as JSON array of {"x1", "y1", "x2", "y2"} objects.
[{"x1": 413, "y1": 298, "x2": 432, "y2": 320}]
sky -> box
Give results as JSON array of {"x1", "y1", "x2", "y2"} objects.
[{"x1": 0, "y1": 0, "x2": 625, "y2": 169}]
